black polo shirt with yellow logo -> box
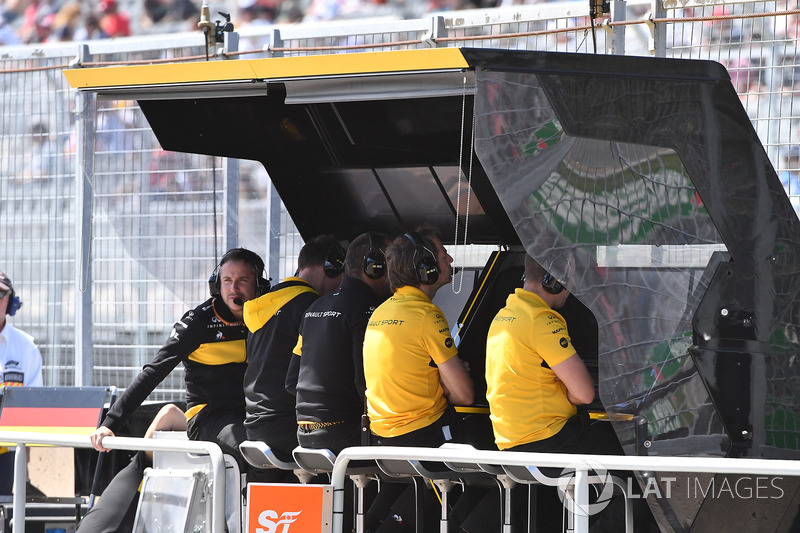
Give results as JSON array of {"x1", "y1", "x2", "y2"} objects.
[{"x1": 101, "y1": 297, "x2": 248, "y2": 433}]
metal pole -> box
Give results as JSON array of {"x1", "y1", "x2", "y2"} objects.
[
  {"x1": 610, "y1": 0, "x2": 627, "y2": 55},
  {"x1": 226, "y1": 156, "x2": 239, "y2": 249},
  {"x1": 574, "y1": 468, "x2": 589, "y2": 533},
  {"x1": 12, "y1": 445, "x2": 26, "y2": 530},
  {"x1": 651, "y1": 0, "x2": 666, "y2": 57},
  {"x1": 73, "y1": 70, "x2": 96, "y2": 387},
  {"x1": 224, "y1": 33, "x2": 240, "y2": 249},
  {"x1": 268, "y1": 183, "x2": 282, "y2": 279}
]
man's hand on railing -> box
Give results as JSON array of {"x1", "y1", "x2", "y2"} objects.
[{"x1": 90, "y1": 425, "x2": 115, "y2": 452}]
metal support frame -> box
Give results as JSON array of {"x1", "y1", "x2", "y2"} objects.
[{"x1": 74, "y1": 88, "x2": 96, "y2": 387}]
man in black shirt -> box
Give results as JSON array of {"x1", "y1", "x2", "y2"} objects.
[
  {"x1": 243, "y1": 235, "x2": 344, "y2": 462},
  {"x1": 287, "y1": 232, "x2": 392, "y2": 454},
  {"x1": 287, "y1": 232, "x2": 406, "y2": 533},
  {"x1": 81, "y1": 248, "x2": 268, "y2": 533},
  {"x1": 90, "y1": 247, "x2": 268, "y2": 462}
]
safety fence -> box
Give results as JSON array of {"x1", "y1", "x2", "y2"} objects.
[{"x1": 1, "y1": 0, "x2": 798, "y2": 398}]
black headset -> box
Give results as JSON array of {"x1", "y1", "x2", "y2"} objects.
[
  {"x1": 208, "y1": 248, "x2": 270, "y2": 298},
  {"x1": 363, "y1": 232, "x2": 387, "y2": 280},
  {"x1": 404, "y1": 232, "x2": 439, "y2": 285},
  {"x1": 541, "y1": 271, "x2": 565, "y2": 295},
  {"x1": 323, "y1": 243, "x2": 346, "y2": 278}
]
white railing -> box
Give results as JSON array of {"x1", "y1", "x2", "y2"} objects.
[
  {"x1": 4, "y1": 431, "x2": 800, "y2": 532},
  {"x1": 331, "y1": 446, "x2": 800, "y2": 533},
  {"x1": 0, "y1": 431, "x2": 227, "y2": 533}
]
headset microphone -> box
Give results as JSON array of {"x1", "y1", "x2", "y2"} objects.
[{"x1": 233, "y1": 297, "x2": 244, "y2": 306}]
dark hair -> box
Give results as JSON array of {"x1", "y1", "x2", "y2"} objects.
[
  {"x1": 220, "y1": 248, "x2": 265, "y2": 276},
  {"x1": 386, "y1": 226, "x2": 439, "y2": 291},
  {"x1": 298, "y1": 235, "x2": 342, "y2": 270},
  {"x1": 345, "y1": 232, "x2": 391, "y2": 277}
]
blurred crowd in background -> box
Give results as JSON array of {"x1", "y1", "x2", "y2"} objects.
[{"x1": 0, "y1": 0, "x2": 513, "y2": 45}]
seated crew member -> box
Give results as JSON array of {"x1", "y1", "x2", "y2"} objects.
[
  {"x1": 287, "y1": 232, "x2": 392, "y2": 454},
  {"x1": 485, "y1": 254, "x2": 652, "y2": 532},
  {"x1": 83, "y1": 248, "x2": 267, "y2": 533},
  {"x1": 485, "y1": 254, "x2": 613, "y2": 454},
  {"x1": 287, "y1": 232, "x2": 401, "y2": 533},
  {"x1": 364, "y1": 229, "x2": 495, "y2": 531},
  {"x1": 363, "y1": 227, "x2": 473, "y2": 445},
  {"x1": 243, "y1": 235, "x2": 344, "y2": 464},
  {"x1": 90, "y1": 248, "x2": 267, "y2": 462}
]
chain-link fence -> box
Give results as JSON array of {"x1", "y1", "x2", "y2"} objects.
[{"x1": 1, "y1": 0, "x2": 797, "y2": 402}]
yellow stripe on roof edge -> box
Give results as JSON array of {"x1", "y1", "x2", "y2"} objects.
[{"x1": 63, "y1": 48, "x2": 470, "y2": 90}]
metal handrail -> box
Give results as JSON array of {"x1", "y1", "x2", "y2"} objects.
[
  {"x1": 332, "y1": 446, "x2": 800, "y2": 533},
  {"x1": 0, "y1": 431, "x2": 226, "y2": 533},
  {"x1": 5, "y1": 432, "x2": 800, "y2": 532}
]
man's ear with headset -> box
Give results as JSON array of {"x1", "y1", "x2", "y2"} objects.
[
  {"x1": 383, "y1": 227, "x2": 448, "y2": 293},
  {"x1": 296, "y1": 235, "x2": 347, "y2": 296},
  {"x1": 522, "y1": 254, "x2": 568, "y2": 304},
  {"x1": 541, "y1": 271, "x2": 565, "y2": 295},
  {"x1": 362, "y1": 232, "x2": 389, "y2": 280},
  {"x1": 403, "y1": 230, "x2": 440, "y2": 286},
  {"x1": 342, "y1": 232, "x2": 390, "y2": 281}
]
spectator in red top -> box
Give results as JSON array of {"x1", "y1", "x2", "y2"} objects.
[{"x1": 99, "y1": 0, "x2": 131, "y2": 37}]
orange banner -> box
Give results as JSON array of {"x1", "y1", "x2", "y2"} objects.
[{"x1": 247, "y1": 483, "x2": 332, "y2": 533}]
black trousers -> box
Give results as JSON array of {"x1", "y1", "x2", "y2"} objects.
[
  {"x1": 374, "y1": 407, "x2": 499, "y2": 533},
  {"x1": 297, "y1": 419, "x2": 362, "y2": 455},
  {"x1": 509, "y1": 413, "x2": 654, "y2": 533},
  {"x1": 188, "y1": 405, "x2": 248, "y2": 470},
  {"x1": 245, "y1": 415, "x2": 302, "y2": 483},
  {"x1": 0, "y1": 451, "x2": 14, "y2": 495},
  {"x1": 373, "y1": 406, "x2": 459, "y2": 447},
  {"x1": 76, "y1": 451, "x2": 148, "y2": 533},
  {"x1": 245, "y1": 415, "x2": 299, "y2": 462},
  {"x1": 508, "y1": 413, "x2": 624, "y2": 455}
]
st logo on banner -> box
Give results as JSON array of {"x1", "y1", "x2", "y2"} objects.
[{"x1": 247, "y1": 483, "x2": 333, "y2": 533}]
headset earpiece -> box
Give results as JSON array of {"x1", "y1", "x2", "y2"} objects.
[
  {"x1": 323, "y1": 243, "x2": 346, "y2": 278},
  {"x1": 364, "y1": 233, "x2": 386, "y2": 280},
  {"x1": 209, "y1": 269, "x2": 222, "y2": 298},
  {"x1": 7, "y1": 292, "x2": 21, "y2": 316},
  {"x1": 541, "y1": 271, "x2": 565, "y2": 295},
  {"x1": 405, "y1": 232, "x2": 439, "y2": 285}
]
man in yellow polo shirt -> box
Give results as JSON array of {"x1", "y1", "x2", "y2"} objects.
[
  {"x1": 363, "y1": 228, "x2": 474, "y2": 446},
  {"x1": 487, "y1": 254, "x2": 655, "y2": 531},
  {"x1": 485, "y1": 253, "x2": 618, "y2": 453}
]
